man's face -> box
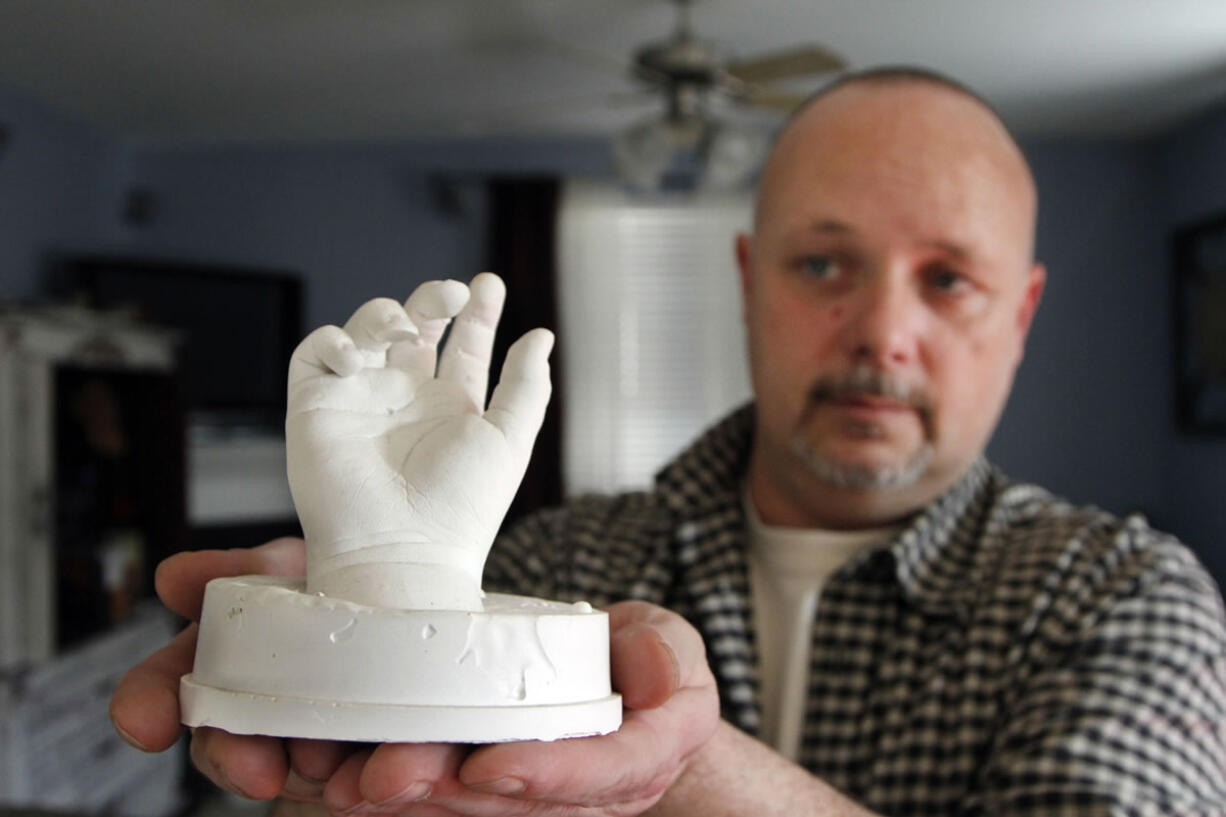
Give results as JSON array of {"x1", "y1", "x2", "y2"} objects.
[{"x1": 740, "y1": 81, "x2": 1045, "y2": 527}]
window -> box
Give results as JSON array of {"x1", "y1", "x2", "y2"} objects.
[{"x1": 556, "y1": 180, "x2": 753, "y2": 494}]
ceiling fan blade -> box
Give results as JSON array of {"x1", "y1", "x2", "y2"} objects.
[
  {"x1": 533, "y1": 34, "x2": 674, "y2": 91},
  {"x1": 733, "y1": 85, "x2": 812, "y2": 112},
  {"x1": 455, "y1": 89, "x2": 657, "y2": 135},
  {"x1": 539, "y1": 36, "x2": 636, "y2": 80},
  {"x1": 725, "y1": 45, "x2": 846, "y2": 84}
]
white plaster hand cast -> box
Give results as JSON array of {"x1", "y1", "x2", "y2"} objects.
[{"x1": 285, "y1": 273, "x2": 552, "y2": 611}]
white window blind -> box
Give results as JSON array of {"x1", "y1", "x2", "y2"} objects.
[{"x1": 556, "y1": 180, "x2": 753, "y2": 496}]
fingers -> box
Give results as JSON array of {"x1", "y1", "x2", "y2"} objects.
[
  {"x1": 154, "y1": 537, "x2": 306, "y2": 621},
  {"x1": 322, "y1": 743, "x2": 467, "y2": 813},
  {"x1": 484, "y1": 328, "x2": 554, "y2": 452},
  {"x1": 189, "y1": 727, "x2": 289, "y2": 801},
  {"x1": 607, "y1": 600, "x2": 710, "y2": 710},
  {"x1": 610, "y1": 623, "x2": 681, "y2": 712},
  {"x1": 457, "y1": 696, "x2": 714, "y2": 809},
  {"x1": 109, "y1": 623, "x2": 198, "y2": 752},
  {"x1": 268, "y1": 800, "x2": 332, "y2": 817},
  {"x1": 112, "y1": 540, "x2": 308, "y2": 782},
  {"x1": 455, "y1": 601, "x2": 719, "y2": 809},
  {"x1": 288, "y1": 325, "x2": 363, "y2": 386},
  {"x1": 287, "y1": 738, "x2": 352, "y2": 786},
  {"x1": 389, "y1": 279, "x2": 471, "y2": 377},
  {"x1": 342, "y1": 297, "x2": 418, "y2": 353},
  {"x1": 286, "y1": 277, "x2": 518, "y2": 414},
  {"x1": 189, "y1": 600, "x2": 706, "y2": 813},
  {"x1": 269, "y1": 801, "x2": 332, "y2": 817},
  {"x1": 437, "y1": 272, "x2": 506, "y2": 411},
  {"x1": 284, "y1": 739, "x2": 352, "y2": 802}
]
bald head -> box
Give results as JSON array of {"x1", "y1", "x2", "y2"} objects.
[
  {"x1": 755, "y1": 69, "x2": 1038, "y2": 265},
  {"x1": 737, "y1": 66, "x2": 1050, "y2": 528}
]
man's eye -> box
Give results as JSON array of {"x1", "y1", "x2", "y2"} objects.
[
  {"x1": 801, "y1": 256, "x2": 837, "y2": 279},
  {"x1": 929, "y1": 268, "x2": 967, "y2": 292}
]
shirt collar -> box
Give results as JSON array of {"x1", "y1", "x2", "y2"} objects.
[
  {"x1": 886, "y1": 457, "x2": 997, "y2": 619},
  {"x1": 656, "y1": 403, "x2": 1001, "y2": 620}
]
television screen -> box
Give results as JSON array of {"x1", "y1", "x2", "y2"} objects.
[{"x1": 62, "y1": 257, "x2": 303, "y2": 429}]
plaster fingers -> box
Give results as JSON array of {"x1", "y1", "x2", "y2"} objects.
[
  {"x1": 287, "y1": 325, "x2": 363, "y2": 387},
  {"x1": 484, "y1": 327, "x2": 554, "y2": 454},
  {"x1": 438, "y1": 272, "x2": 507, "y2": 411},
  {"x1": 341, "y1": 297, "x2": 419, "y2": 359},
  {"x1": 388, "y1": 279, "x2": 471, "y2": 377}
]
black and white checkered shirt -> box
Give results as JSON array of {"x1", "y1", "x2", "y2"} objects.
[{"x1": 487, "y1": 405, "x2": 1226, "y2": 816}]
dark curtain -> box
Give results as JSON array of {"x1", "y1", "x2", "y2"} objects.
[{"x1": 485, "y1": 177, "x2": 564, "y2": 528}]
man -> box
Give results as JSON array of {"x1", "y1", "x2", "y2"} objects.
[{"x1": 111, "y1": 68, "x2": 1226, "y2": 815}]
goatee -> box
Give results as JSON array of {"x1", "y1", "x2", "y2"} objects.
[{"x1": 791, "y1": 365, "x2": 935, "y2": 491}]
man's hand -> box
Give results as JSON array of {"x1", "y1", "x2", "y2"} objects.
[
  {"x1": 108, "y1": 538, "x2": 306, "y2": 790},
  {"x1": 109, "y1": 540, "x2": 720, "y2": 816},
  {"x1": 287, "y1": 273, "x2": 553, "y2": 610}
]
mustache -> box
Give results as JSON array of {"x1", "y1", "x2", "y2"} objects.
[{"x1": 808, "y1": 366, "x2": 934, "y2": 431}]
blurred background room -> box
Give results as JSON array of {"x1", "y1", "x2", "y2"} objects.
[{"x1": 2, "y1": 1, "x2": 1226, "y2": 814}]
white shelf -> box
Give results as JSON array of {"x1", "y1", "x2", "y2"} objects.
[{"x1": 188, "y1": 433, "x2": 296, "y2": 525}]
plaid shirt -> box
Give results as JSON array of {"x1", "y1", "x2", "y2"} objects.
[{"x1": 487, "y1": 405, "x2": 1226, "y2": 816}]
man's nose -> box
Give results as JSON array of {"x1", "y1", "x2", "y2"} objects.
[{"x1": 844, "y1": 270, "x2": 923, "y2": 368}]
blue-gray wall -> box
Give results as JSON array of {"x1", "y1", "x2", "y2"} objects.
[
  {"x1": 1, "y1": 80, "x2": 1223, "y2": 583},
  {"x1": 1152, "y1": 107, "x2": 1226, "y2": 580},
  {"x1": 993, "y1": 141, "x2": 1170, "y2": 520},
  {"x1": 125, "y1": 140, "x2": 609, "y2": 330},
  {"x1": 0, "y1": 87, "x2": 128, "y2": 297}
]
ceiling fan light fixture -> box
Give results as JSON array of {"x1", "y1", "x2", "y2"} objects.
[
  {"x1": 609, "y1": 0, "x2": 838, "y2": 194},
  {"x1": 613, "y1": 114, "x2": 767, "y2": 193}
]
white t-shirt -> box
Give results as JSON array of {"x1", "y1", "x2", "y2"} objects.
[{"x1": 743, "y1": 489, "x2": 900, "y2": 760}]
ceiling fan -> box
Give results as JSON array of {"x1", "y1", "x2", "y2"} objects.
[{"x1": 613, "y1": 0, "x2": 847, "y2": 191}]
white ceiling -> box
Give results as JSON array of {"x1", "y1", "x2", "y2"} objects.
[{"x1": 3, "y1": 0, "x2": 1226, "y2": 146}]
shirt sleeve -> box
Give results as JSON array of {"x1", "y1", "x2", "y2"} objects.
[{"x1": 972, "y1": 572, "x2": 1226, "y2": 817}]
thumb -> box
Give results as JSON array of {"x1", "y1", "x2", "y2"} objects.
[
  {"x1": 484, "y1": 328, "x2": 554, "y2": 452},
  {"x1": 607, "y1": 601, "x2": 712, "y2": 711}
]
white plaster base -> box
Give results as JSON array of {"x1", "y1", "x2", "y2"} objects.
[{"x1": 180, "y1": 576, "x2": 622, "y2": 743}]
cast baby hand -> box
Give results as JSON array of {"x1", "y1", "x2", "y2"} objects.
[{"x1": 286, "y1": 273, "x2": 552, "y2": 610}]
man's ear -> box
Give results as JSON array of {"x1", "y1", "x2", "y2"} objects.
[
  {"x1": 735, "y1": 233, "x2": 754, "y2": 305},
  {"x1": 1015, "y1": 262, "x2": 1046, "y2": 361}
]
